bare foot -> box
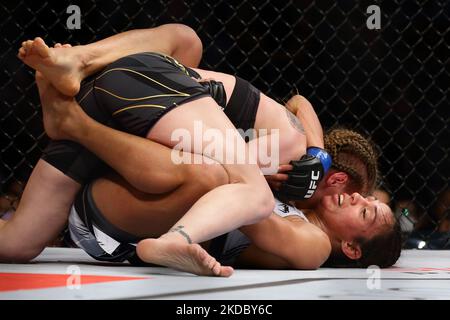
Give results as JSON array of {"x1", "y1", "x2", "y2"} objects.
[
  {"x1": 35, "y1": 71, "x2": 87, "y2": 141},
  {"x1": 18, "y1": 37, "x2": 85, "y2": 96},
  {"x1": 136, "y1": 239, "x2": 234, "y2": 277}
]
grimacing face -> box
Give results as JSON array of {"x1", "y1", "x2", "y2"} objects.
[{"x1": 318, "y1": 192, "x2": 394, "y2": 242}]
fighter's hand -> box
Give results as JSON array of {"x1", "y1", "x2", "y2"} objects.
[
  {"x1": 265, "y1": 164, "x2": 293, "y2": 191},
  {"x1": 276, "y1": 147, "x2": 332, "y2": 201}
]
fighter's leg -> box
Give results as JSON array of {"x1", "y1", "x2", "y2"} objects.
[
  {"x1": 92, "y1": 157, "x2": 229, "y2": 238},
  {"x1": 33, "y1": 74, "x2": 232, "y2": 275},
  {"x1": 140, "y1": 97, "x2": 275, "y2": 244},
  {"x1": 60, "y1": 97, "x2": 275, "y2": 245},
  {"x1": 133, "y1": 164, "x2": 233, "y2": 277},
  {"x1": 91, "y1": 156, "x2": 233, "y2": 276},
  {"x1": 18, "y1": 24, "x2": 202, "y2": 96},
  {"x1": 36, "y1": 58, "x2": 274, "y2": 262},
  {"x1": 0, "y1": 160, "x2": 80, "y2": 262},
  {"x1": 38, "y1": 76, "x2": 274, "y2": 246},
  {"x1": 36, "y1": 72, "x2": 197, "y2": 194}
]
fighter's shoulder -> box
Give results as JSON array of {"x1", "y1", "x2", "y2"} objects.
[{"x1": 273, "y1": 198, "x2": 308, "y2": 221}]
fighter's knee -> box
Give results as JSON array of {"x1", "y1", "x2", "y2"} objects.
[
  {"x1": 185, "y1": 159, "x2": 229, "y2": 193},
  {"x1": 231, "y1": 181, "x2": 274, "y2": 224},
  {"x1": 173, "y1": 24, "x2": 202, "y2": 53},
  {"x1": 253, "y1": 187, "x2": 275, "y2": 220},
  {"x1": 162, "y1": 23, "x2": 203, "y2": 67},
  {"x1": 202, "y1": 166, "x2": 229, "y2": 191},
  {"x1": 226, "y1": 170, "x2": 275, "y2": 221}
]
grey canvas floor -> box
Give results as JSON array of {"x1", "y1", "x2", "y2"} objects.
[{"x1": 0, "y1": 247, "x2": 449, "y2": 300}]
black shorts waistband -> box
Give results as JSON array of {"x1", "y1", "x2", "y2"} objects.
[{"x1": 224, "y1": 76, "x2": 261, "y2": 135}]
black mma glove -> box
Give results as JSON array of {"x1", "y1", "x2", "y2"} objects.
[{"x1": 277, "y1": 147, "x2": 332, "y2": 201}]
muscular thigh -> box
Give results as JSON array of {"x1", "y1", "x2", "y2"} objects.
[
  {"x1": 92, "y1": 156, "x2": 228, "y2": 238},
  {"x1": 43, "y1": 53, "x2": 210, "y2": 186},
  {"x1": 93, "y1": 53, "x2": 254, "y2": 171},
  {"x1": 147, "y1": 96, "x2": 254, "y2": 171}
]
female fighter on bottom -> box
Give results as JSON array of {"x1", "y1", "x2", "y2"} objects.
[{"x1": 36, "y1": 77, "x2": 401, "y2": 273}]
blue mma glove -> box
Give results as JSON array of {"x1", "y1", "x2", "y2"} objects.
[{"x1": 277, "y1": 147, "x2": 332, "y2": 201}]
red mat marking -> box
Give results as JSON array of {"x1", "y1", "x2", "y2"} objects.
[{"x1": 0, "y1": 273, "x2": 148, "y2": 292}]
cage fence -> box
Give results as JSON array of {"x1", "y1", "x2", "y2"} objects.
[{"x1": 0, "y1": 0, "x2": 449, "y2": 248}]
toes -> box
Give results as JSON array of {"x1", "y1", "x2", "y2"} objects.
[
  {"x1": 202, "y1": 254, "x2": 219, "y2": 275},
  {"x1": 210, "y1": 259, "x2": 218, "y2": 271},
  {"x1": 221, "y1": 266, "x2": 234, "y2": 277},
  {"x1": 212, "y1": 262, "x2": 222, "y2": 276},
  {"x1": 212, "y1": 262, "x2": 234, "y2": 277},
  {"x1": 33, "y1": 37, "x2": 50, "y2": 58},
  {"x1": 191, "y1": 245, "x2": 224, "y2": 276},
  {"x1": 54, "y1": 43, "x2": 71, "y2": 48},
  {"x1": 21, "y1": 40, "x2": 31, "y2": 56},
  {"x1": 202, "y1": 255, "x2": 223, "y2": 276},
  {"x1": 18, "y1": 47, "x2": 26, "y2": 59},
  {"x1": 21, "y1": 40, "x2": 34, "y2": 57},
  {"x1": 25, "y1": 40, "x2": 33, "y2": 51},
  {"x1": 206, "y1": 256, "x2": 217, "y2": 270}
]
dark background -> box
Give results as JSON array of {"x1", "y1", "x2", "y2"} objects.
[{"x1": 0, "y1": 0, "x2": 449, "y2": 245}]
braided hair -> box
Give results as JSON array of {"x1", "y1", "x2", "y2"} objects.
[
  {"x1": 324, "y1": 128, "x2": 378, "y2": 195},
  {"x1": 322, "y1": 131, "x2": 401, "y2": 268}
]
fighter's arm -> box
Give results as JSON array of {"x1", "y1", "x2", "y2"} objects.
[
  {"x1": 80, "y1": 23, "x2": 203, "y2": 77},
  {"x1": 285, "y1": 95, "x2": 324, "y2": 149},
  {"x1": 266, "y1": 95, "x2": 331, "y2": 200},
  {"x1": 238, "y1": 214, "x2": 331, "y2": 269},
  {"x1": 266, "y1": 95, "x2": 325, "y2": 190},
  {"x1": 235, "y1": 244, "x2": 290, "y2": 269}
]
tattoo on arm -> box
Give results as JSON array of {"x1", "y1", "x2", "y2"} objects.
[
  {"x1": 285, "y1": 108, "x2": 305, "y2": 134},
  {"x1": 169, "y1": 225, "x2": 193, "y2": 244}
]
